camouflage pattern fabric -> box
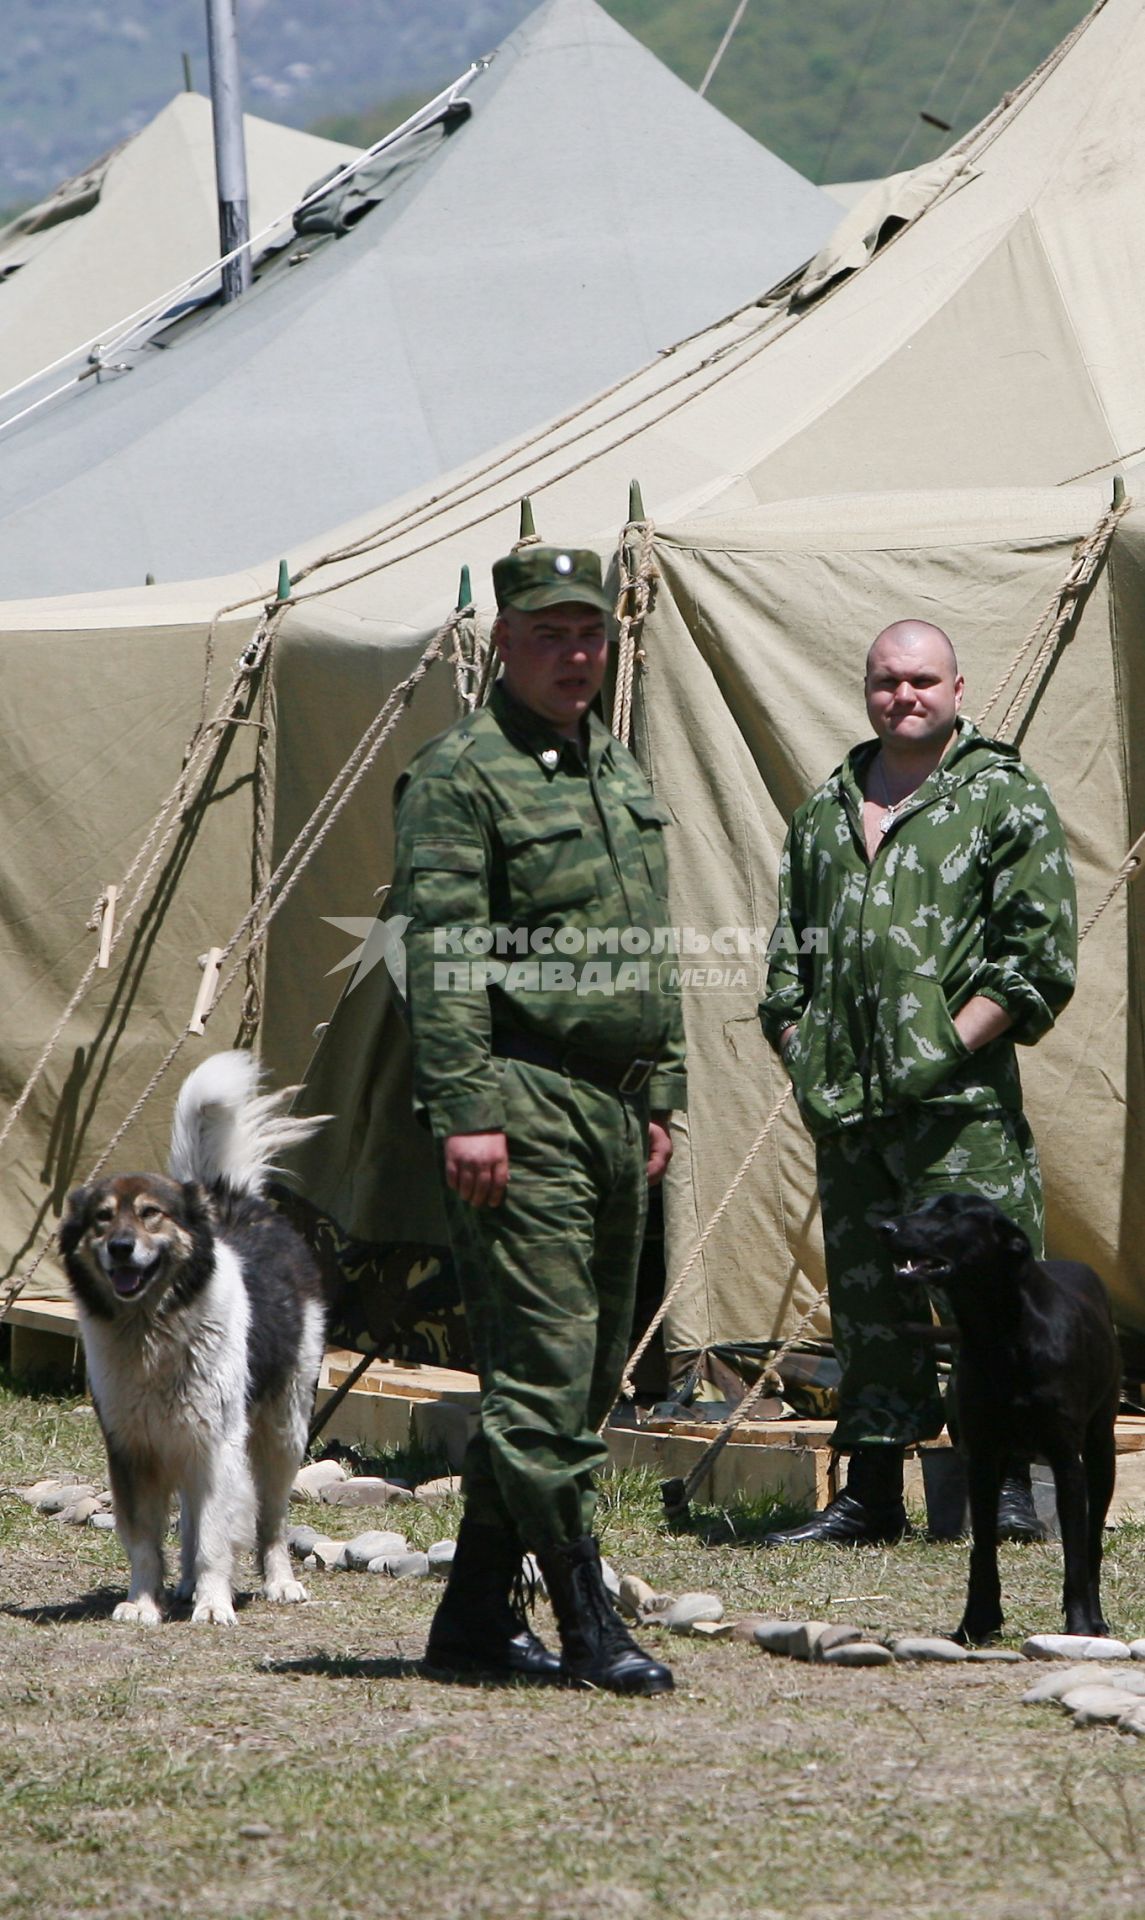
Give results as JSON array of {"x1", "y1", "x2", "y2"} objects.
[
  {"x1": 443, "y1": 1060, "x2": 649, "y2": 1548},
  {"x1": 760, "y1": 718, "x2": 1076, "y2": 1138},
  {"x1": 817, "y1": 1108, "x2": 1043, "y2": 1448},
  {"x1": 759, "y1": 716, "x2": 1074, "y2": 1451},
  {"x1": 389, "y1": 680, "x2": 687, "y2": 1136},
  {"x1": 389, "y1": 681, "x2": 685, "y2": 1549}
]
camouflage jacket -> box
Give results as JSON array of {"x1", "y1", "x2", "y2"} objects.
[
  {"x1": 759, "y1": 719, "x2": 1077, "y2": 1139},
  {"x1": 389, "y1": 683, "x2": 688, "y2": 1138}
]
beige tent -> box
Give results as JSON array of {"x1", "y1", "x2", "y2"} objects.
[
  {"x1": 3, "y1": 0, "x2": 1145, "y2": 1369},
  {"x1": 0, "y1": 94, "x2": 356, "y2": 397}
]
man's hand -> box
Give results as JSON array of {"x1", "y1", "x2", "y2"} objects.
[
  {"x1": 647, "y1": 1112, "x2": 673, "y2": 1186},
  {"x1": 444, "y1": 1131, "x2": 510, "y2": 1209},
  {"x1": 953, "y1": 995, "x2": 1014, "y2": 1053}
]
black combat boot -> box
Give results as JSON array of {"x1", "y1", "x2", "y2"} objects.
[
  {"x1": 537, "y1": 1536, "x2": 674, "y2": 1696},
  {"x1": 995, "y1": 1458, "x2": 1046, "y2": 1542},
  {"x1": 762, "y1": 1445, "x2": 909, "y2": 1547},
  {"x1": 424, "y1": 1515, "x2": 561, "y2": 1680}
]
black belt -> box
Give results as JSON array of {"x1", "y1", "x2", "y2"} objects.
[{"x1": 492, "y1": 1031, "x2": 659, "y2": 1097}]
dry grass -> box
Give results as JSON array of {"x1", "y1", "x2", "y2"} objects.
[{"x1": 3, "y1": 1379, "x2": 1145, "y2": 1920}]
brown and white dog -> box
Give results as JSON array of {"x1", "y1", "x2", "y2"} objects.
[{"x1": 59, "y1": 1052, "x2": 327, "y2": 1625}]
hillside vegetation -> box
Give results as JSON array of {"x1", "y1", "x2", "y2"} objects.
[{"x1": 316, "y1": 0, "x2": 1096, "y2": 184}]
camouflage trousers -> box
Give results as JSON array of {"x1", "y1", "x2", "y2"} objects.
[
  {"x1": 441, "y1": 1058, "x2": 649, "y2": 1551},
  {"x1": 816, "y1": 1107, "x2": 1043, "y2": 1451}
]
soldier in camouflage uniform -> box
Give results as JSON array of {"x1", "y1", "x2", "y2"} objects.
[
  {"x1": 759, "y1": 620, "x2": 1077, "y2": 1545},
  {"x1": 389, "y1": 543, "x2": 686, "y2": 1693}
]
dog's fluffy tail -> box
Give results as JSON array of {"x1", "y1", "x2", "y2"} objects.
[{"x1": 168, "y1": 1051, "x2": 327, "y2": 1197}]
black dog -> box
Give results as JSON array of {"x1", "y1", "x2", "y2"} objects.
[{"x1": 879, "y1": 1193, "x2": 1120, "y2": 1644}]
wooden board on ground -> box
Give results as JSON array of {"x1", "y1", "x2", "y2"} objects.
[{"x1": 8, "y1": 1298, "x2": 1145, "y2": 1519}]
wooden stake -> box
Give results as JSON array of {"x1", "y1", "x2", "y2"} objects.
[
  {"x1": 96, "y1": 887, "x2": 118, "y2": 969},
  {"x1": 189, "y1": 948, "x2": 224, "y2": 1034}
]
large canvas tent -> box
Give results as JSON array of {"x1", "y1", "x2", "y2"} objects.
[
  {"x1": 0, "y1": 0, "x2": 837, "y2": 601},
  {"x1": 4, "y1": 0, "x2": 1145, "y2": 1375},
  {"x1": 0, "y1": 94, "x2": 357, "y2": 397}
]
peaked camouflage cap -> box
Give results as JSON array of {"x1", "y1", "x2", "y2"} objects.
[{"x1": 492, "y1": 544, "x2": 613, "y2": 616}]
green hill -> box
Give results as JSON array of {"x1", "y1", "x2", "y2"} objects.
[{"x1": 315, "y1": 1, "x2": 1096, "y2": 186}]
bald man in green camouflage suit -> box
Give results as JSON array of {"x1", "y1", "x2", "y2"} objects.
[
  {"x1": 759, "y1": 620, "x2": 1076, "y2": 1546},
  {"x1": 389, "y1": 543, "x2": 685, "y2": 1694}
]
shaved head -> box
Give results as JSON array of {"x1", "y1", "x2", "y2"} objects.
[
  {"x1": 866, "y1": 620, "x2": 958, "y2": 681},
  {"x1": 864, "y1": 618, "x2": 964, "y2": 768}
]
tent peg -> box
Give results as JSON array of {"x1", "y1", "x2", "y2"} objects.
[
  {"x1": 628, "y1": 478, "x2": 646, "y2": 523},
  {"x1": 1113, "y1": 473, "x2": 1126, "y2": 509},
  {"x1": 456, "y1": 564, "x2": 472, "y2": 610},
  {"x1": 182, "y1": 51, "x2": 193, "y2": 93},
  {"x1": 518, "y1": 497, "x2": 537, "y2": 540},
  {"x1": 96, "y1": 887, "x2": 119, "y2": 970},
  {"x1": 189, "y1": 948, "x2": 224, "y2": 1035},
  {"x1": 276, "y1": 559, "x2": 292, "y2": 601},
  {"x1": 145, "y1": 572, "x2": 155, "y2": 586}
]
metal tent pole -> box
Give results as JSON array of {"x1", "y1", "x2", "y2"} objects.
[{"x1": 204, "y1": 0, "x2": 252, "y2": 303}]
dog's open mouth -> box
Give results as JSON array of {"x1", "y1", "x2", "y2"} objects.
[
  {"x1": 106, "y1": 1256, "x2": 161, "y2": 1299},
  {"x1": 893, "y1": 1255, "x2": 952, "y2": 1284}
]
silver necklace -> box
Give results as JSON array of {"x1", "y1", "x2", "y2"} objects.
[{"x1": 875, "y1": 758, "x2": 917, "y2": 836}]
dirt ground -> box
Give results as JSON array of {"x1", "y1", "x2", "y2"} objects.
[{"x1": 3, "y1": 1384, "x2": 1144, "y2": 1920}]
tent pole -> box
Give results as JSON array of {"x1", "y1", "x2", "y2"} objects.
[{"x1": 204, "y1": 0, "x2": 252, "y2": 304}]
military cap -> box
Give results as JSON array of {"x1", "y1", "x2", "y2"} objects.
[{"x1": 492, "y1": 545, "x2": 613, "y2": 616}]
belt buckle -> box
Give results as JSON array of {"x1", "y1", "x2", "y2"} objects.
[{"x1": 618, "y1": 1058, "x2": 655, "y2": 1096}]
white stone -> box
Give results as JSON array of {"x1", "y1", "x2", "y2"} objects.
[
  {"x1": 19, "y1": 1475, "x2": 82, "y2": 1505},
  {"x1": 370, "y1": 1552, "x2": 430, "y2": 1579},
  {"x1": 427, "y1": 1540, "x2": 456, "y2": 1573},
  {"x1": 88, "y1": 1512, "x2": 117, "y2": 1531},
  {"x1": 1129, "y1": 1640, "x2": 1145, "y2": 1660},
  {"x1": 291, "y1": 1460, "x2": 347, "y2": 1499},
  {"x1": 965, "y1": 1648, "x2": 1023, "y2": 1663},
  {"x1": 414, "y1": 1476, "x2": 463, "y2": 1505},
  {"x1": 1022, "y1": 1666, "x2": 1100, "y2": 1705},
  {"x1": 821, "y1": 1642, "x2": 895, "y2": 1667},
  {"x1": 788, "y1": 1621, "x2": 838, "y2": 1661},
  {"x1": 1061, "y1": 1684, "x2": 1145, "y2": 1726},
  {"x1": 754, "y1": 1620, "x2": 807, "y2": 1657},
  {"x1": 287, "y1": 1525, "x2": 323, "y2": 1558},
  {"x1": 57, "y1": 1495, "x2": 102, "y2": 1526},
  {"x1": 690, "y1": 1620, "x2": 734, "y2": 1639},
  {"x1": 307, "y1": 1539, "x2": 349, "y2": 1571},
  {"x1": 344, "y1": 1530, "x2": 408, "y2": 1570},
  {"x1": 599, "y1": 1557, "x2": 621, "y2": 1597},
  {"x1": 35, "y1": 1483, "x2": 97, "y2": 1514},
  {"x1": 892, "y1": 1636, "x2": 969, "y2": 1663},
  {"x1": 1021, "y1": 1634, "x2": 1133, "y2": 1661},
  {"x1": 617, "y1": 1574, "x2": 658, "y2": 1621},
  {"x1": 320, "y1": 1477, "x2": 413, "y2": 1508},
  {"x1": 662, "y1": 1593, "x2": 724, "y2": 1634},
  {"x1": 809, "y1": 1625, "x2": 865, "y2": 1660},
  {"x1": 1118, "y1": 1702, "x2": 1145, "y2": 1737}
]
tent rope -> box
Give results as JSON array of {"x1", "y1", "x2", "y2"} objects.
[
  {"x1": 615, "y1": 1082, "x2": 793, "y2": 1408},
  {"x1": 0, "y1": 606, "x2": 462, "y2": 1325},
  {"x1": 0, "y1": 606, "x2": 277, "y2": 1173},
  {"x1": 978, "y1": 491, "x2": 1130, "y2": 739},
  {"x1": 611, "y1": 517, "x2": 657, "y2": 746}
]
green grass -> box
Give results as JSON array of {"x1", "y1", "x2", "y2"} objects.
[{"x1": 5, "y1": 1379, "x2": 1145, "y2": 1919}]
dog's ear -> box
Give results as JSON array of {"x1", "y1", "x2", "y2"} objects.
[{"x1": 57, "y1": 1186, "x2": 91, "y2": 1256}]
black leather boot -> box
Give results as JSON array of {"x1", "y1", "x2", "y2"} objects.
[
  {"x1": 424, "y1": 1516, "x2": 561, "y2": 1680},
  {"x1": 995, "y1": 1458, "x2": 1046, "y2": 1542},
  {"x1": 762, "y1": 1445, "x2": 909, "y2": 1547},
  {"x1": 537, "y1": 1537, "x2": 674, "y2": 1696}
]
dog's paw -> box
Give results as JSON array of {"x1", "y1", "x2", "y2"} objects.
[
  {"x1": 112, "y1": 1597, "x2": 163, "y2": 1626},
  {"x1": 264, "y1": 1575, "x2": 308, "y2": 1605},
  {"x1": 191, "y1": 1593, "x2": 237, "y2": 1626}
]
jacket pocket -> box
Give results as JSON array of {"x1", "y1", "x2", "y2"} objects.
[
  {"x1": 411, "y1": 839, "x2": 485, "y2": 923},
  {"x1": 499, "y1": 810, "x2": 596, "y2": 914},
  {"x1": 874, "y1": 969, "x2": 970, "y2": 1106}
]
